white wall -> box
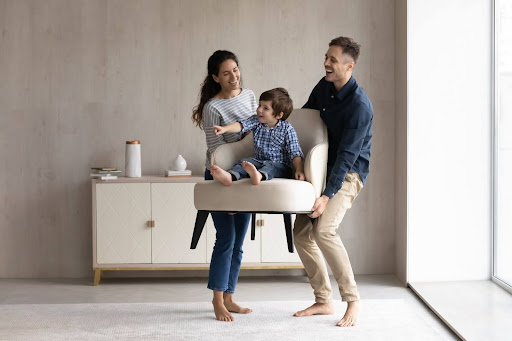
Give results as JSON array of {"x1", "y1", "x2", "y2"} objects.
[
  {"x1": 0, "y1": 0, "x2": 397, "y2": 278},
  {"x1": 407, "y1": 0, "x2": 491, "y2": 282},
  {"x1": 395, "y1": 0, "x2": 407, "y2": 285}
]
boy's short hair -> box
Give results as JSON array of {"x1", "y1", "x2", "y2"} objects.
[
  {"x1": 329, "y1": 36, "x2": 361, "y2": 63},
  {"x1": 259, "y1": 88, "x2": 294, "y2": 121}
]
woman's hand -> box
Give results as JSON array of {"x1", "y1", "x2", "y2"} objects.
[
  {"x1": 295, "y1": 170, "x2": 305, "y2": 181},
  {"x1": 213, "y1": 125, "x2": 227, "y2": 136}
]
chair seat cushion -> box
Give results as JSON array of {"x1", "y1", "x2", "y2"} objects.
[{"x1": 194, "y1": 179, "x2": 315, "y2": 213}]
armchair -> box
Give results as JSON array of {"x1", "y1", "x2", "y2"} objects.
[{"x1": 190, "y1": 108, "x2": 327, "y2": 252}]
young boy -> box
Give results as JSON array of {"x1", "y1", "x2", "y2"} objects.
[{"x1": 211, "y1": 87, "x2": 305, "y2": 186}]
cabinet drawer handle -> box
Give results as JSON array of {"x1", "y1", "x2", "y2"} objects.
[{"x1": 146, "y1": 220, "x2": 155, "y2": 228}]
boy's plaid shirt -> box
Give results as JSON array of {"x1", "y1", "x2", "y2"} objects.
[{"x1": 239, "y1": 115, "x2": 304, "y2": 167}]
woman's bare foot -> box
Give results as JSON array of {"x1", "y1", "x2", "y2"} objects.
[
  {"x1": 212, "y1": 300, "x2": 234, "y2": 322},
  {"x1": 242, "y1": 161, "x2": 262, "y2": 185},
  {"x1": 336, "y1": 300, "x2": 360, "y2": 327},
  {"x1": 210, "y1": 165, "x2": 232, "y2": 186},
  {"x1": 293, "y1": 302, "x2": 335, "y2": 317},
  {"x1": 223, "y1": 293, "x2": 252, "y2": 314}
]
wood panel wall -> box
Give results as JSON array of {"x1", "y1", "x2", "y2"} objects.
[{"x1": 0, "y1": 0, "x2": 396, "y2": 277}]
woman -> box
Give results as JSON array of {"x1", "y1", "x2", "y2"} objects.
[{"x1": 192, "y1": 50, "x2": 257, "y2": 322}]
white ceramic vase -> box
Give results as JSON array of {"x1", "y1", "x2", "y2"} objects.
[{"x1": 173, "y1": 154, "x2": 187, "y2": 171}]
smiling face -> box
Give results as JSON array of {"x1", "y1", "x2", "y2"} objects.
[
  {"x1": 324, "y1": 45, "x2": 355, "y2": 91},
  {"x1": 212, "y1": 59, "x2": 240, "y2": 92},
  {"x1": 256, "y1": 100, "x2": 283, "y2": 127}
]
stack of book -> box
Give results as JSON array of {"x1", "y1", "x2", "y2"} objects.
[
  {"x1": 165, "y1": 169, "x2": 192, "y2": 177},
  {"x1": 91, "y1": 167, "x2": 121, "y2": 180}
]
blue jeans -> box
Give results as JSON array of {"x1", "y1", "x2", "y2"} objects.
[
  {"x1": 229, "y1": 158, "x2": 292, "y2": 181},
  {"x1": 205, "y1": 169, "x2": 250, "y2": 293}
]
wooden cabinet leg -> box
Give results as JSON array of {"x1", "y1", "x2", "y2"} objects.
[{"x1": 93, "y1": 269, "x2": 102, "y2": 286}]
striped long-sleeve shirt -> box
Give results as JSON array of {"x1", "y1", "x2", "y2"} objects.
[{"x1": 202, "y1": 88, "x2": 257, "y2": 170}]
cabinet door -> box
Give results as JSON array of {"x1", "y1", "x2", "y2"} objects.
[
  {"x1": 96, "y1": 183, "x2": 151, "y2": 264},
  {"x1": 151, "y1": 183, "x2": 206, "y2": 264},
  {"x1": 261, "y1": 214, "x2": 301, "y2": 263},
  {"x1": 207, "y1": 214, "x2": 261, "y2": 264}
]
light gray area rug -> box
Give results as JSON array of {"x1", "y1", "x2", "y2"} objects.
[{"x1": 0, "y1": 299, "x2": 443, "y2": 341}]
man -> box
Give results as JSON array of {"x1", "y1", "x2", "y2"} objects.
[{"x1": 293, "y1": 36, "x2": 373, "y2": 327}]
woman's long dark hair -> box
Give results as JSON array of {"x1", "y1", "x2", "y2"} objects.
[{"x1": 192, "y1": 50, "x2": 240, "y2": 129}]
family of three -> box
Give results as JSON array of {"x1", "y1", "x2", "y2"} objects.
[{"x1": 191, "y1": 36, "x2": 373, "y2": 327}]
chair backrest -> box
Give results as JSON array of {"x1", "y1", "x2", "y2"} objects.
[
  {"x1": 211, "y1": 108, "x2": 326, "y2": 170},
  {"x1": 287, "y1": 108, "x2": 327, "y2": 157}
]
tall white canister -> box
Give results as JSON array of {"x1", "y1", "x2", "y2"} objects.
[{"x1": 125, "y1": 140, "x2": 141, "y2": 177}]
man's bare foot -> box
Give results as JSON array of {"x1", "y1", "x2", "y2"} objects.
[
  {"x1": 336, "y1": 300, "x2": 360, "y2": 327},
  {"x1": 212, "y1": 300, "x2": 234, "y2": 322},
  {"x1": 293, "y1": 302, "x2": 335, "y2": 317},
  {"x1": 242, "y1": 161, "x2": 262, "y2": 185},
  {"x1": 210, "y1": 165, "x2": 232, "y2": 186}
]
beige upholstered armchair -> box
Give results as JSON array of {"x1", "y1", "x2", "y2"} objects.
[{"x1": 190, "y1": 109, "x2": 328, "y2": 252}]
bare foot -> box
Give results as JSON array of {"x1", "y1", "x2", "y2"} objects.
[
  {"x1": 224, "y1": 301, "x2": 253, "y2": 314},
  {"x1": 210, "y1": 165, "x2": 232, "y2": 186},
  {"x1": 293, "y1": 302, "x2": 335, "y2": 317},
  {"x1": 242, "y1": 161, "x2": 262, "y2": 185},
  {"x1": 212, "y1": 300, "x2": 235, "y2": 322},
  {"x1": 336, "y1": 300, "x2": 360, "y2": 327}
]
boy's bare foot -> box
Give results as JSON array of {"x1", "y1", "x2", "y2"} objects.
[
  {"x1": 336, "y1": 300, "x2": 360, "y2": 327},
  {"x1": 293, "y1": 302, "x2": 335, "y2": 317},
  {"x1": 212, "y1": 300, "x2": 235, "y2": 322},
  {"x1": 242, "y1": 161, "x2": 262, "y2": 185},
  {"x1": 210, "y1": 165, "x2": 232, "y2": 186}
]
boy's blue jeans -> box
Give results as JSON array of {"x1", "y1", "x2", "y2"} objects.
[
  {"x1": 205, "y1": 169, "x2": 250, "y2": 293},
  {"x1": 229, "y1": 158, "x2": 292, "y2": 181}
]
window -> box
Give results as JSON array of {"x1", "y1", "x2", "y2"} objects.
[{"x1": 494, "y1": 0, "x2": 512, "y2": 290}]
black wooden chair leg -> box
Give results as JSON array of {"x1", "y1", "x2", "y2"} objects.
[
  {"x1": 251, "y1": 213, "x2": 256, "y2": 240},
  {"x1": 190, "y1": 210, "x2": 209, "y2": 249},
  {"x1": 283, "y1": 213, "x2": 294, "y2": 253}
]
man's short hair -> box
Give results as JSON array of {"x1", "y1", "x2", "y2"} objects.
[
  {"x1": 259, "y1": 88, "x2": 294, "y2": 121},
  {"x1": 329, "y1": 36, "x2": 361, "y2": 63}
]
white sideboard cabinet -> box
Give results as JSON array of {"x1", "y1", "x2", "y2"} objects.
[{"x1": 92, "y1": 176, "x2": 302, "y2": 285}]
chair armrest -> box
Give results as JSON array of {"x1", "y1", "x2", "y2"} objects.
[
  {"x1": 304, "y1": 142, "x2": 328, "y2": 198},
  {"x1": 210, "y1": 132, "x2": 254, "y2": 170}
]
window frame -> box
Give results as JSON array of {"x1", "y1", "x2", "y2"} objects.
[{"x1": 492, "y1": 0, "x2": 512, "y2": 294}]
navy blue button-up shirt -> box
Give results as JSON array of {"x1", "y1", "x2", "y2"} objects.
[{"x1": 303, "y1": 76, "x2": 373, "y2": 198}]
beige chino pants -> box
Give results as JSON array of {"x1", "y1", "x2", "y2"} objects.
[{"x1": 293, "y1": 172, "x2": 363, "y2": 303}]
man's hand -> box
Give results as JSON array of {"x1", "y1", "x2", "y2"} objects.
[
  {"x1": 213, "y1": 125, "x2": 227, "y2": 136},
  {"x1": 308, "y1": 195, "x2": 330, "y2": 218},
  {"x1": 295, "y1": 171, "x2": 305, "y2": 181}
]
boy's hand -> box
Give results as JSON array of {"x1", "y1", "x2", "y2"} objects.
[
  {"x1": 213, "y1": 125, "x2": 226, "y2": 136},
  {"x1": 295, "y1": 171, "x2": 305, "y2": 181},
  {"x1": 292, "y1": 156, "x2": 304, "y2": 181}
]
